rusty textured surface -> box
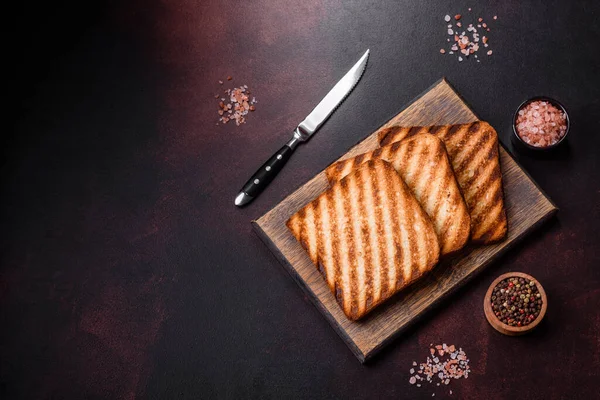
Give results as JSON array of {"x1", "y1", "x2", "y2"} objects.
[{"x1": 2, "y1": 0, "x2": 599, "y2": 398}]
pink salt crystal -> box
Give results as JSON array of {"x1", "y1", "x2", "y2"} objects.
[{"x1": 516, "y1": 100, "x2": 567, "y2": 147}]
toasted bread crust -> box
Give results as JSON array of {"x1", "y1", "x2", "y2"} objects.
[
  {"x1": 326, "y1": 134, "x2": 470, "y2": 255},
  {"x1": 378, "y1": 121, "x2": 508, "y2": 244},
  {"x1": 287, "y1": 160, "x2": 440, "y2": 320}
]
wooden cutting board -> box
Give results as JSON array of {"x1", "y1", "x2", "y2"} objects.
[{"x1": 252, "y1": 78, "x2": 557, "y2": 363}]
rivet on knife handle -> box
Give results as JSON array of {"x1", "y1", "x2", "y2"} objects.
[{"x1": 234, "y1": 135, "x2": 300, "y2": 206}]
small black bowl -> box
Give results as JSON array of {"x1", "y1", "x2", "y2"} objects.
[{"x1": 512, "y1": 96, "x2": 570, "y2": 151}]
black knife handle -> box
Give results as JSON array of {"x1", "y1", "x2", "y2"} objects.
[{"x1": 236, "y1": 144, "x2": 295, "y2": 206}]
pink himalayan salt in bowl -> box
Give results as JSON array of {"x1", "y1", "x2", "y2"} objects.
[{"x1": 513, "y1": 97, "x2": 570, "y2": 150}]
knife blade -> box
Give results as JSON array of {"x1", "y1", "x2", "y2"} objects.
[{"x1": 234, "y1": 49, "x2": 370, "y2": 207}]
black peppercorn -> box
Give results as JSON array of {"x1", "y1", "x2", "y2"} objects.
[{"x1": 490, "y1": 277, "x2": 543, "y2": 326}]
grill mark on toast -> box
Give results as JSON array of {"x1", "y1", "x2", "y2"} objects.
[
  {"x1": 377, "y1": 126, "x2": 398, "y2": 145},
  {"x1": 339, "y1": 178, "x2": 356, "y2": 317},
  {"x1": 304, "y1": 205, "x2": 318, "y2": 265},
  {"x1": 454, "y1": 129, "x2": 494, "y2": 172},
  {"x1": 321, "y1": 190, "x2": 336, "y2": 290},
  {"x1": 408, "y1": 126, "x2": 422, "y2": 137},
  {"x1": 372, "y1": 148, "x2": 384, "y2": 158},
  {"x1": 390, "y1": 141, "x2": 403, "y2": 153},
  {"x1": 403, "y1": 176, "x2": 420, "y2": 283},
  {"x1": 443, "y1": 126, "x2": 471, "y2": 153},
  {"x1": 333, "y1": 179, "x2": 352, "y2": 317},
  {"x1": 469, "y1": 121, "x2": 481, "y2": 133},
  {"x1": 362, "y1": 164, "x2": 383, "y2": 304},
  {"x1": 388, "y1": 168, "x2": 409, "y2": 284},
  {"x1": 389, "y1": 176, "x2": 405, "y2": 290},
  {"x1": 431, "y1": 125, "x2": 450, "y2": 141},
  {"x1": 379, "y1": 131, "x2": 394, "y2": 146},
  {"x1": 379, "y1": 126, "x2": 399, "y2": 145},
  {"x1": 465, "y1": 160, "x2": 501, "y2": 208},
  {"x1": 471, "y1": 180, "x2": 502, "y2": 226},
  {"x1": 439, "y1": 197, "x2": 466, "y2": 251},
  {"x1": 458, "y1": 155, "x2": 499, "y2": 205},
  {"x1": 334, "y1": 160, "x2": 345, "y2": 172},
  {"x1": 473, "y1": 200, "x2": 504, "y2": 241},
  {"x1": 446, "y1": 124, "x2": 463, "y2": 138},
  {"x1": 429, "y1": 125, "x2": 443, "y2": 135},
  {"x1": 341, "y1": 161, "x2": 356, "y2": 182},
  {"x1": 430, "y1": 148, "x2": 453, "y2": 219},
  {"x1": 380, "y1": 127, "x2": 409, "y2": 146},
  {"x1": 393, "y1": 139, "x2": 418, "y2": 282},
  {"x1": 478, "y1": 214, "x2": 507, "y2": 243},
  {"x1": 379, "y1": 145, "x2": 394, "y2": 161},
  {"x1": 378, "y1": 162, "x2": 399, "y2": 292},
  {"x1": 370, "y1": 163, "x2": 390, "y2": 298},
  {"x1": 423, "y1": 147, "x2": 446, "y2": 246},
  {"x1": 394, "y1": 137, "x2": 417, "y2": 184},
  {"x1": 409, "y1": 138, "x2": 431, "y2": 204},
  {"x1": 424, "y1": 144, "x2": 445, "y2": 212},
  {"x1": 349, "y1": 169, "x2": 368, "y2": 316}
]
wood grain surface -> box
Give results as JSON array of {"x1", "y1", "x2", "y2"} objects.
[{"x1": 253, "y1": 78, "x2": 557, "y2": 363}]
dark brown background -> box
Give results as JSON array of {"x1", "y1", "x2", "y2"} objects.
[{"x1": 2, "y1": 0, "x2": 599, "y2": 399}]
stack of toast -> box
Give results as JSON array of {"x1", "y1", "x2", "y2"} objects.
[{"x1": 287, "y1": 121, "x2": 507, "y2": 320}]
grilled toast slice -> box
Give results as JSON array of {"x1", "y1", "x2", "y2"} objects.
[
  {"x1": 287, "y1": 159, "x2": 440, "y2": 320},
  {"x1": 379, "y1": 121, "x2": 507, "y2": 244},
  {"x1": 325, "y1": 134, "x2": 470, "y2": 255}
]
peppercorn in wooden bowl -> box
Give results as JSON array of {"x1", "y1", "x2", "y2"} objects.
[{"x1": 484, "y1": 272, "x2": 547, "y2": 336}]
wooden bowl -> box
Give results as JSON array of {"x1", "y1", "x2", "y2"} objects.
[{"x1": 484, "y1": 272, "x2": 547, "y2": 336}]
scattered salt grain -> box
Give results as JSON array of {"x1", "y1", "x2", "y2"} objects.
[
  {"x1": 214, "y1": 78, "x2": 258, "y2": 126},
  {"x1": 440, "y1": 11, "x2": 496, "y2": 62},
  {"x1": 408, "y1": 343, "x2": 471, "y2": 392}
]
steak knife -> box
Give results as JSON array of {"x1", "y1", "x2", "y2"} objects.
[{"x1": 234, "y1": 49, "x2": 370, "y2": 206}]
